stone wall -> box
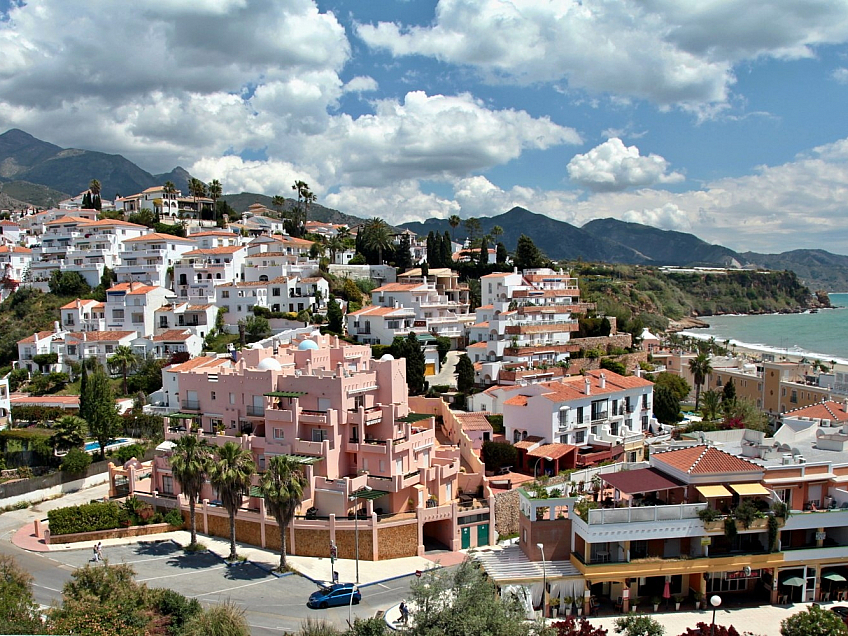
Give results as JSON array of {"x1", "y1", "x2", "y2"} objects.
[
  {"x1": 333, "y1": 528, "x2": 372, "y2": 560},
  {"x1": 494, "y1": 473, "x2": 574, "y2": 537},
  {"x1": 570, "y1": 334, "x2": 632, "y2": 352},
  {"x1": 377, "y1": 523, "x2": 418, "y2": 560}
]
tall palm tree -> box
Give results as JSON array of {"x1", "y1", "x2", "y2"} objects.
[
  {"x1": 272, "y1": 195, "x2": 286, "y2": 217},
  {"x1": 170, "y1": 435, "x2": 213, "y2": 548},
  {"x1": 260, "y1": 455, "x2": 307, "y2": 571},
  {"x1": 208, "y1": 442, "x2": 256, "y2": 560},
  {"x1": 208, "y1": 179, "x2": 222, "y2": 217},
  {"x1": 108, "y1": 345, "x2": 138, "y2": 395},
  {"x1": 327, "y1": 234, "x2": 345, "y2": 264},
  {"x1": 688, "y1": 352, "x2": 713, "y2": 411},
  {"x1": 362, "y1": 217, "x2": 392, "y2": 264},
  {"x1": 291, "y1": 181, "x2": 316, "y2": 237},
  {"x1": 448, "y1": 214, "x2": 461, "y2": 241},
  {"x1": 490, "y1": 225, "x2": 504, "y2": 243},
  {"x1": 89, "y1": 179, "x2": 101, "y2": 197}
]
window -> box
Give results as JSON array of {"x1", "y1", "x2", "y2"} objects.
[
  {"x1": 112, "y1": 309, "x2": 124, "y2": 319},
  {"x1": 591, "y1": 400, "x2": 608, "y2": 421},
  {"x1": 67, "y1": 345, "x2": 77, "y2": 356},
  {"x1": 221, "y1": 290, "x2": 229, "y2": 298},
  {"x1": 558, "y1": 409, "x2": 568, "y2": 428},
  {"x1": 272, "y1": 288, "x2": 281, "y2": 296},
  {"x1": 161, "y1": 475, "x2": 174, "y2": 495},
  {"x1": 273, "y1": 428, "x2": 284, "y2": 440},
  {"x1": 574, "y1": 431, "x2": 585, "y2": 444},
  {"x1": 229, "y1": 393, "x2": 236, "y2": 404},
  {"x1": 790, "y1": 390, "x2": 798, "y2": 404},
  {"x1": 642, "y1": 394, "x2": 649, "y2": 408},
  {"x1": 211, "y1": 391, "x2": 216, "y2": 401},
  {"x1": 131, "y1": 313, "x2": 143, "y2": 323},
  {"x1": 576, "y1": 407, "x2": 584, "y2": 424},
  {"x1": 105, "y1": 345, "x2": 114, "y2": 353}
]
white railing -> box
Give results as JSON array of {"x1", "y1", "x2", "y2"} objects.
[{"x1": 587, "y1": 503, "x2": 706, "y2": 525}]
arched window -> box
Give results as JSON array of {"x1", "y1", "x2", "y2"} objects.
[
  {"x1": 259, "y1": 275, "x2": 269, "y2": 282},
  {"x1": 513, "y1": 430, "x2": 521, "y2": 443}
]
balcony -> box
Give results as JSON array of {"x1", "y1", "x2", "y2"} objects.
[
  {"x1": 587, "y1": 504, "x2": 706, "y2": 525},
  {"x1": 293, "y1": 438, "x2": 329, "y2": 455},
  {"x1": 300, "y1": 410, "x2": 328, "y2": 424},
  {"x1": 245, "y1": 405, "x2": 265, "y2": 417},
  {"x1": 181, "y1": 400, "x2": 200, "y2": 411}
]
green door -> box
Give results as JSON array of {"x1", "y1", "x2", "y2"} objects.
[
  {"x1": 461, "y1": 526, "x2": 471, "y2": 549},
  {"x1": 477, "y1": 523, "x2": 489, "y2": 547}
]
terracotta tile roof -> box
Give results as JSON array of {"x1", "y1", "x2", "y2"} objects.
[
  {"x1": 477, "y1": 304, "x2": 494, "y2": 310},
  {"x1": 481, "y1": 272, "x2": 512, "y2": 279},
  {"x1": 0, "y1": 220, "x2": 20, "y2": 226},
  {"x1": 122, "y1": 233, "x2": 196, "y2": 243},
  {"x1": 244, "y1": 251, "x2": 298, "y2": 259},
  {"x1": 187, "y1": 231, "x2": 239, "y2": 237},
  {"x1": 602, "y1": 467, "x2": 683, "y2": 494},
  {"x1": 784, "y1": 400, "x2": 848, "y2": 422},
  {"x1": 299, "y1": 277, "x2": 323, "y2": 283},
  {"x1": 1, "y1": 246, "x2": 31, "y2": 254},
  {"x1": 514, "y1": 435, "x2": 543, "y2": 450},
  {"x1": 153, "y1": 329, "x2": 193, "y2": 341},
  {"x1": 18, "y1": 330, "x2": 56, "y2": 344},
  {"x1": 217, "y1": 275, "x2": 292, "y2": 288},
  {"x1": 455, "y1": 412, "x2": 493, "y2": 432},
  {"x1": 527, "y1": 443, "x2": 577, "y2": 460},
  {"x1": 66, "y1": 330, "x2": 137, "y2": 342},
  {"x1": 535, "y1": 369, "x2": 653, "y2": 403},
  {"x1": 348, "y1": 305, "x2": 411, "y2": 317},
  {"x1": 187, "y1": 304, "x2": 214, "y2": 310},
  {"x1": 466, "y1": 341, "x2": 488, "y2": 349},
  {"x1": 79, "y1": 219, "x2": 148, "y2": 229},
  {"x1": 504, "y1": 395, "x2": 529, "y2": 406},
  {"x1": 184, "y1": 246, "x2": 243, "y2": 256},
  {"x1": 45, "y1": 216, "x2": 90, "y2": 225},
  {"x1": 60, "y1": 298, "x2": 100, "y2": 310},
  {"x1": 107, "y1": 282, "x2": 160, "y2": 295},
  {"x1": 373, "y1": 283, "x2": 421, "y2": 292},
  {"x1": 10, "y1": 394, "x2": 80, "y2": 406},
  {"x1": 653, "y1": 445, "x2": 761, "y2": 475},
  {"x1": 167, "y1": 356, "x2": 230, "y2": 372},
  {"x1": 470, "y1": 322, "x2": 490, "y2": 328}
]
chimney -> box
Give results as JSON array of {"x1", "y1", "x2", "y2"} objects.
[
  {"x1": 599, "y1": 373, "x2": 606, "y2": 389},
  {"x1": 634, "y1": 367, "x2": 641, "y2": 378},
  {"x1": 54, "y1": 320, "x2": 60, "y2": 333},
  {"x1": 584, "y1": 376, "x2": 591, "y2": 396}
]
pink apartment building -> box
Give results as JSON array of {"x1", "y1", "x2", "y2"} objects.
[{"x1": 140, "y1": 333, "x2": 494, "y2": 560}]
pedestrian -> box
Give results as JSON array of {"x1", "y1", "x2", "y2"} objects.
[
  {"x1": 95, "y1": 542, "x2": 103, "y2": 562},
  {"x1": 399, "y1": 601, "x2": 409, "y2": 625},
  {"x1": 92, "y1": 544, "x2": 99, "y2": 562}
]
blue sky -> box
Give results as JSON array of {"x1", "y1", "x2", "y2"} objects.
[{"x1": 2, "y1": 0, "x2": 848, "y2": 253}]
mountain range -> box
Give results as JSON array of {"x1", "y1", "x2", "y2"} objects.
[{"x1": 1, "y1": 128, "x2": 847, "y2": 291}]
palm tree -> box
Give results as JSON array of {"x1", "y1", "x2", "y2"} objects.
[
  {"x1": 208, "y1": 179, "x2": 222, "y2": 218},
  {"x1": 448, "y1": 214, "x2": 461, "y2": 241},
  {"x1": 327, "y1": 234, "x2": 345, "y2": 264},
  {"x1": 170, "y1": 435, "x2": 213, "y2": 548},
  {"x1": 208, "y1": 442, "x2": 256, "y2": 560},
  {"x1": 89, "y1": 179, "x2": 101, "y2": 197},
  {"x1": 291, "y1": 181, "x2": 316, "y2": 237},
  {"x1": 108, "y1": 345, "x2": 138, "y2": 395},
  {"x1": 272, "y1": 195, "x2": 286, "y2": 217},
  {"x1": 361, "y1": 217, "x2": 392, "y2": 264},
  {"x1": 51, "y1": 415, "x2": 87, "y2": 452},
  {"x1": 688, "y1": 352, "x2": 713, "y2": 411},
  {"x1": 260, "y1": 455, "x2": 307, "y2": 571}
]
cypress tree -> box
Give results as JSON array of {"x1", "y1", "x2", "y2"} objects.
[
  {"x1": 426, "y1": 231, "x2": 436, "y2": 266},
  {"x1": 327, "y1": 297, "x2": 343, "y2": 334},
  {"x1": 82, "y1": 364, "x2": 121, "y2": 459},
  {"x1": 456, "y1": 354, "x2": 475, "y2": 394},
  {"x1": 441, "y1": 231, "x2": 452, "y2": 268}
]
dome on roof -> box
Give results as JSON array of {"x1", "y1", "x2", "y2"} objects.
[
  {"x1": 298, "y1": 339, "x2": 319, "y2": 351},
  {"x1": 380, "y1": 354, "x2": 395, "y2": 361},
  {"x1": 257, "y1": 357, "x2": 283, "y2": 371}
]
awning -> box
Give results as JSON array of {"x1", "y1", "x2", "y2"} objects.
[
  {"x1": 780, "y1": 576, "x2": 805, "y2": 587},
  {"x1": 263, "y1": 391, "x2": 306, "y2": 398},
  {"x1": 249, "y1": 486, "x2": 263, "y2": 498},
  {"x1": 350, "y1": 489, "x2": 389, "y2": 501},
  {"x1": 696, "y1": 485, "x2": 732, "y2": 498},
  {"x1": 280, "y1": 455, "x2": 323, "y2": 465},
  {"x1": 168, "y1": 413, "x2": 198, "y2": 420},
  {"x1": 397, "y1": 413, "x2": 433, "y2": 423},
  {"x1": 603, "y1": 467, "x2": 682, "y2": 495},
  {"x1": 729, "y1": 483, "x2": 771, "y2": 496},
  {"x1": 155, "y1": 441, "x2": 176, "y2": 452}
]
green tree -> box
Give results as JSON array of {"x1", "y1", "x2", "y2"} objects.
[
  {"x1": 462, "y1": 217, "x2": 481, "y2": 246},
  {"x1": 0, "y1": 555, "x2": 42, "y2": 634},
  {"x1": 688, "y1": 352, "x2": 712, "y2": 411},
  {"x1": 108, "y1": 345, "x2": 138, "y2": 396},
  {"x1": 128, "y1": 207, "x2": 158, "y2": 228},
  {"x1": 600, "y1": 358, "x2": 627, "y2": 375},
  {"x1": 61, "y1": 447, "x2": 92, "y2": 474},
  {"x1": 395, "y1": 232, "x2": 413, "y2": 270},
  {"x1": 272, "y1": 195, "x2": 286, "y2": 215},
  {"x1": 170, "y1": 435, "x2": 213, "y2": 548},
  {"x1": 614, "y1": 614, "x2": 664, "y2": 636},
  {"x1": 456, "y1": 354, "x2": 475, "y2": 393},
  {"x1": 721, "y1": 379, "x2": 737, "y2": 414},
  {"x1": 513, "y1": 234, "x2": 546, "y2": 270},
  {"x1": 326, "y1": 297, "x2": 343, "y2": 334},
  {"x1": 780, "y1": 603, "x2": 848, "y2": 635},
  {"x1": 343, "y1": 278, "x2": 363, "y2": 305},
  {"x1": 478, "y1": 235, "x2": 489, "y2": 265},
  {"x1": 699, "y1": 389, "x2": 722, "y2": 421},
  {"x1": 240, "y1": 315, "x2": 270, "y2": 341},
  {"x1": 361, "y1": 217, "x2": 392, "y2": 265},
  {"x1": 81, "y1": 364, "x2": 121, "y2": 459},
  {"x1": 208, "y1": 179, "x2": 223, "y2": 216},
  {"x1": 260, "y1": 455, "x2": 307, "y2": 571},
  {"x1": 208, "y1": 442, "x2": 256, "y2": 560},
  {"x1": 408, "y1": 559, "x2": 535, "y2": 636},
  {"x1": 8, "y1": 367, "x2": 28, "y2": 392},
  {"x1": 327, "y1": 234, "x2": 345, "y2": 265},
  {"x1": 653, "y1": 385, "x2": 681, "y2": 425},
  {"x1": 51, "y1": 415, "x2": 87, "y2": 452},
  {"x1": 89, "y1": 179, "x2": 102, "y2": 211},
  {"x1": 290, "y1": 180, "x2": 316, "y2": 238},
  {"x1": 653, "y1": 372, "x2": 691, "y2": 402},
  {"x1": 48, "y1": 270, "x2": 91, "y2": 296},
  {"x1": 392, "y1": 332, "x2": 426, "y2": 395},
  {"x1": 481, "y1": 441, "x2": 518, "y2": 473},
  {"x1": 724, "y1": 397, "x2": 769, "y2": 432},
  {"x1": 448, "y1": 214, "x2": 461, "y2": 241},
  {"x1": 496, "y1": 242, "x2": 508, "y2": 264}
]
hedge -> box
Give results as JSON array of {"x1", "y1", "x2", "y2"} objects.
[
  {"x1": 48, "y1": 501, "x2": 121, "y2": 535},
  {"x1": 11, "y1": 405, "x2": 70, "y2": 424}
]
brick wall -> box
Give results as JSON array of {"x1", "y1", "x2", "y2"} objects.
[
  {"x1": 494, "y1": 473, "x2": 574, "y2": 537},
  {"x1": 47, "y1": 522, "x2": 181, "y2": 544},
  {"x1": 331, "y1": 528, "x2": 373, "y2": 560},
  {"x1": 377, "y1": 523, "x2": 418, "y2": 560}
]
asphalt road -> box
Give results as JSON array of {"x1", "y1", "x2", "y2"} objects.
[{"x1": 0, "y1": 485, "x2": 417, "y2": 634}]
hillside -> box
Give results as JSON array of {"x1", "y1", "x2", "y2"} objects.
[
  {"x1": 741, "y1": 250, "x2": 848, "y2": 292},
  {"x1": 0, "y1": 180, "x2": 69, "y2": 208},
  {"x1": 220, "y1": 192, "x2": 366, "y2": 226},
  {"x1": 400, "y1": 207, "x2": 649, "y2": 263}
]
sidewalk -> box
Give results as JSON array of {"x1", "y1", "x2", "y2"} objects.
[{"x1": 12, "y1": 521, "x2": 447, "y2": 587}]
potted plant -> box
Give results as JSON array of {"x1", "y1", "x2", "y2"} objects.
[
  {"x1": 575, "y1": 597, "x2": 583, "y2": 616},
  {"x1": 693, "y1": 591, "x2": 702, "y2": 610},
  {"x1": 674, "y1": 595, "x2": 684, "y2": 611},
  {"x1": 563, "y1": 596, "x2": 573, "y2": 616},
  {"x1": 651, "y1": 595, "x2": 661, "y2": 612},
  {"x1": 631, "y1": 596, "x2": 640, "y2": 613}
]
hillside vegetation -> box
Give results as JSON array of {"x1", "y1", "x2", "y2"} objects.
[{"x1": 570, "y1": 263, "x2": 820, "y2": 332}]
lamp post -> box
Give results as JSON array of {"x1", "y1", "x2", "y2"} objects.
[
  {"x1": 533, "y1": 456, "x2": 554, "y2": 480},
  {"x1": 348, "y1": 583, "x2": 359, "y2": 626},
  {"x1": 537, "y1": 543, "x2": 547, "y2": 618},
  {"x1": 710, "y1": 594, "x2": 722, "y2": 636},
  {"x1": 348, "y1": 486, "x2": 372, "y2": 584}
]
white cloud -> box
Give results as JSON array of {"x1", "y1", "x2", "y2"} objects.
[
  {"x1": 833, "y1": 68, "x2": 848, "y2": 84},
  {"x1": 567, "y1": 138, "x2": 684, "y2": 192},
  {"x1": 344, "y1": 76, "x2": 379, "y2": 93},
  {"x1": 357, "y1": 0, "x2": 848, "y2": 108},
  {"x1": 189, "y1": 156, "x2": 321, "y2": 198},
  {"x1": 621, "y1": 203, "x2": 692, "y2": 231},
  {"x1": 325, "y1": 182, "x2": 460, "y2": 225}
]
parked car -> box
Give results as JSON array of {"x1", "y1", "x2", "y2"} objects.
[
  {"x1": 831, "y1": 606, "x2": 848, "y2": 625},
  {"x1": 307, "y1": 583, "x2": 361, "y2": 609}
]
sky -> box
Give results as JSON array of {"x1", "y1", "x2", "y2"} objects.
[{"x1": 1, "y1": 0, "x2": 848, "y2": 254}]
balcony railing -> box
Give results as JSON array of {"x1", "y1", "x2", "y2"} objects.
[
  {"x1": 246, "y1": 405, "x2": 265, "y2": 417},
  {"x1": 586, "y1": 503, "x2": 706, "y2": 525},
  {"x1": 181, "y1": 400, "x2": 200, "y2": 410}
]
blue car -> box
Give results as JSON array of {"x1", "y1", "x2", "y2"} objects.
[{"x1": 307, "y1": 583, "x2": 361, "y2": 609}]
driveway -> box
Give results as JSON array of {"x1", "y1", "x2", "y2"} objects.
[{"x1": 430, "y1": 350, "x2": 461, "y2": 389}]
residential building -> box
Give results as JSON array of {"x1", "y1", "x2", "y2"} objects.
[
  {"x1": 0, "y1": 245, "x2": 32, "y2": 299},
  {"x1": 154, "y1": 302, "x2": 217, "y2": 340},
  {"x1": 135, "y1": 329, "x2": 203, "y2": 361},
  {"x1": 60, "y1": 298, "x2": 106, "y2": 332},
  {"x1": 115, "y1": 232, "x2": 198, "y2": 287},
  {"x1": 17, "y1": 328, "x2": 65, "y2": 374},
  {"x1": 0, "y1": 220, "x2": 22, "y2": 245},
  {"x1": 173, "y1": 246, "x2": 245, "y2": 303},
  {"x1": 138, "y1": 334, "x2": 492, "y2": 559},
  {"x1": 105, "y1": 282, "x2": 175, "y2": 337},
  {"x1": 63, "y1": 330, "x2": 139, "y2": 369}
]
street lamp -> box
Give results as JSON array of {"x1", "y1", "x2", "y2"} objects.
[
  {"x1": 348, "y1": 486, "x2": 372, "y2": 584},
  {"x1": 537, "y1": 543, "x2": 547, "y2": 618},
  {"x1": 533, "y1": 456, "x2": 554, "y2": 480},
  {"x1": 348, "y1": 583, "x2": 359, "y2": 626},
  {"x1": 710, "y1": 594, "x2": 722, "y2": 636}
]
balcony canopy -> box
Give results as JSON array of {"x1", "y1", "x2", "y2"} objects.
[
  {"x1": 263, "y1": 391, "x2": 307, "y2": 398},
  {"x1": 351, "y1": 489, "x2": 390, "y2": 501},
  {"x1": 695, "y1": 484, "x2": 732, "y2": 498},
  {"x1": 602, "y1": 467, "x2": 682, "y2": 495},
  {"x1": 397, "y1": 413, "x2": 432, "y2": 423},
  {"x1": 729, "y1": 483, "x2": 771, "y2": 497}
]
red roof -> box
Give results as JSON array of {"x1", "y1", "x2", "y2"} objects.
[
  {"x1": 122, "y1": 233, "x2": 196, "y2": 243},
  {"x1": 514, "y1": 436, "x2": 543, "y2": 450},
  {"x1": 785, "y1": 400, "x2": 848, "y2": 422},
  {"x1": 66, "y1": 330, "x2": 136, "y2": 342},
  {"x1": 455, "y1": 412, "x2": 493, "y2": 432},
  {"x1": 17, "y1": 330, "x2": 56, "y2": 344},
  {"x1": 184, "y1": 246, "x2": 243, "y2": 256},
  {"x1": 653, "y1": 445, "x2": 761, "y2": 475},
  {"x1": 527, "y1": 443, "x2": 577, "y2": 460},
  {"x1": 107, "y1": 282, "x2": 159, "y2": 295},
  {"x1": 504, "y1": 395, "x2": 528, "y2": 406},
  {"x1": 602, "y1": 467, "x2": 683, "y2": 494},
  {"x1": 153, "y1": 329, "x2": 193, "y2": 341}
]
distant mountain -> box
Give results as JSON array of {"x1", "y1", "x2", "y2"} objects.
[
  {"x1": 0, "y1": 128, "x2": 189, "y2": 201},
  {"x1": 400, "y1": 206, "x2": 650, "y2": 263},
  {"x1": 582, "y1": 218, "x2": 742, "y2": 266},
  {"x1": 742, "y1": 250, "x2": 848, "y2": 292},
  {"x1": 153, "y1": 167, "x2": 192, "y2": 196},
  {"x1": 220, "y1": 192, "x2": 366, "y2": 227}
]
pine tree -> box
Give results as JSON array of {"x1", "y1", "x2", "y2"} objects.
[
  {"x1": 456, "y1": 354, "x2": 475, "y2": 393},
  {"x1": 81, "y1": 364, "x2": 121, "y2": 459},
  {"x1": 513, "y1": 234, "x2": 546, "y2": 270},
  {"x1": 327, "y1": 297, "x2": 343, "y2": 334}
]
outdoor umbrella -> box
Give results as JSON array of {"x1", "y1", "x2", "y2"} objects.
[
  {"x1": 823, "y1": 572, "x2": 847, "y2": 582},
  {"x1": 780, "y1": 576, "x2": 805, "y2": 587}
]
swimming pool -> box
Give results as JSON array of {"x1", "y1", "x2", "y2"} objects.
[{"x1": 84, "y1": 438, "x2": 131, "y2": 453}]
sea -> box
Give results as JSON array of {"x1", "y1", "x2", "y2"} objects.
[{"x1": 681, "y1": 293, "x2": 848, "y2": 366}]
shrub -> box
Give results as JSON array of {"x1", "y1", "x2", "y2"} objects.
[
  {"x1": 481, "y1": 441, "x2": 518, "y2": 473},
  {"x1": 154, "y1": 588, "x2": 202, "y2": 632},
  {"x1": 697, "y1": 507, "x2": 721, "y2": 522},
  {"x1": 111, "y1": 443, "x2": 147, "y2": 465},
  {"x1": 60, "y1": 448, "x2": 92, "y2": 475},
  {"x1": 164, "y1": 509, "x2": 184, "y2": 528},
  {"x1": 47, "y1": 501, "x2": 121, "y2": 535},
  {"x1": 181, "y1": 600, "x2": 250, "y2": 636}
]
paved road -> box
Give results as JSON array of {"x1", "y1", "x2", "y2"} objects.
[
  {"x1": 430, "y1": 350, "x2": 461, "y2": 389},
  {"x1": 0, "y1": 484, "x2": 417, "y2": 634}
]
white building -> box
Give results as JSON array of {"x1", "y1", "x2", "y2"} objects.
[
  {"x1": 105, "y1": 282, "x2": 175, "y2": 337},
  {"x1": 115, "y1": 232, "x2": 198, "y2": 287},
  {"x1": 135, "y1": 329, "x2": 203, "y2": 361},
  {"x1": 215, "y1": 275, "x2": 329, "y2": 325},
  {"x1": 174, "y1": 246, "x2": 245, "y2": 303},
  {"x1": 154, "y1": 302, "x2": 218, "y2": 340},
  {"x1": 60, "y1": 298, "x2": 106, "y2": 332}
]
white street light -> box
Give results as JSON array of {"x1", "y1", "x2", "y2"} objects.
[
  {"x1": 348, "y1": 486, "x2": 372, "y2": 584},
  {"x1": 710, "y1": 594, "x2": 722, "y2": 636},
  {"x1": 537, "y1": 543, "x2": 547, "y2": 618},
  {"x1": 533, "y1": 456, "x2": 554, "y2": 480}
]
